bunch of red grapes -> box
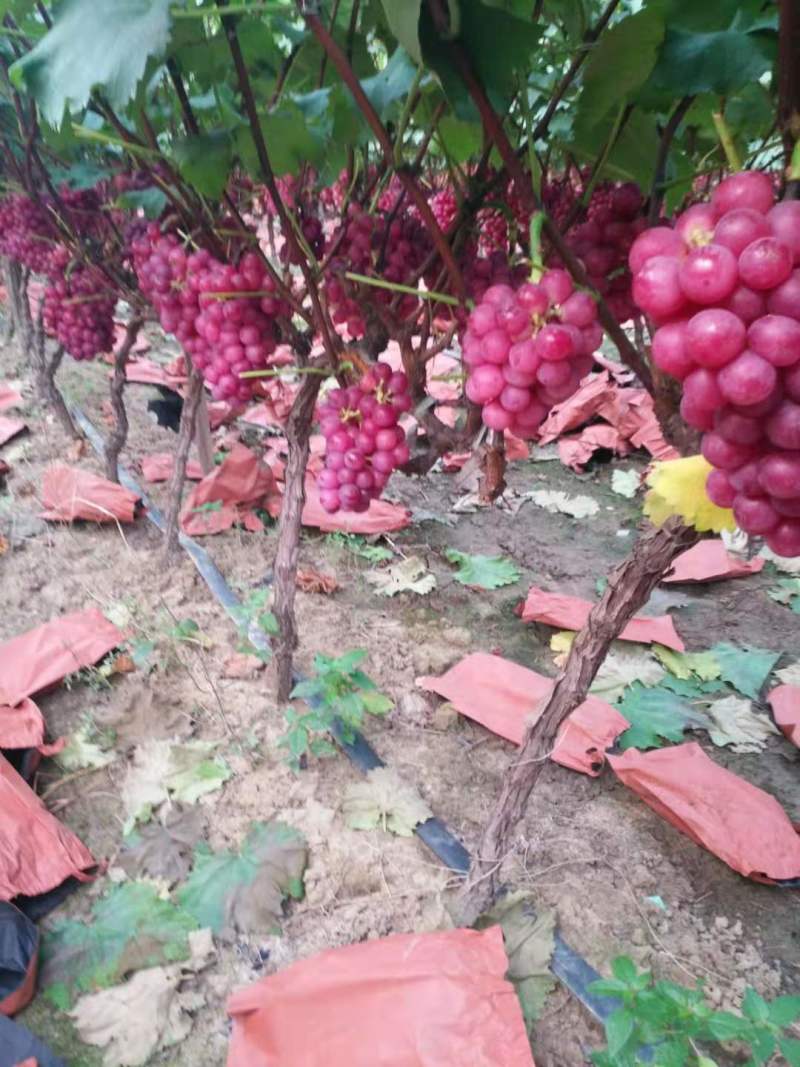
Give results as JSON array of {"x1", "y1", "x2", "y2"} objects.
[
  {"x1": 132, "y1": 224, "x2": 286, "y2": 403},
  {"x1": 323, "y1": 203, "x2": 432, "y2": 339},
  {"x1": 316, "y1": 361, "x2": 412, "y2": 513},
  {"x1": 41, "y1": 247, "x2": 116, "y2": 360},
  {"x1": 630, "y1": 170, "x2": 800, "y2": 557},
  {"x1": 463, "y1": 269, "x2": 601, "y2": 439},
  {"x1": 564, "y1": 181, "x2": 645, "y2": 323},
  {"x1": 0, "y1": 194, "x2": 57, "y2": 273}
]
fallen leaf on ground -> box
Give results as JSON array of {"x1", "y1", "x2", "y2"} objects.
[
  {"x1": 703, "y1": 695, "x2": 779, "y2": 753},
  {"x1": 589, "y1": 646, "x2": 665, "y2": 703},
  {"x1": 66, "y1": 438, "x2": 87, "y2": 462},
  {"x1": 759, "y1": 546, "x2": 800, "y2": 574},
  {"x1": 41, "y1": 881, "x2": 199, "y2": 1009},
  {"x1": 525, "y1": 489, "x2": 600, "y2": 518},
  {"x1": 178, "y1": 821, "x2": 306, "y2": 938},
  {"x1": 476, "y1": 893, "x2": 555, "y2": 1030},
  {"x1": 57, "y1": 722, "x2": 115, "y2": 771},
  {"x1": 640, "y1": 587, "x2": 693, "y2": 615},
  {"x1": 653, "y1": 646, "x2": 722, "y2": 682},
  {"x1": 0, "y1": 533, "x2": 8, "y2": 555},
  {"x1": 645, "y1": 455, "x2": 735, "y2": 533},
  {"x1": 122, "y1": 739, "x2": 231, "y2": 832},
  {"x1": 118, "y1": 807, "x2": 206, "y2": 885},
  {"x1": 768, "y1": 578, "x2": 800, "y2": 613},
  {"x1": 611, "y1": 469, "x2": 641, "y2": 499},
  {"x1": 444, "y1": 547, "x2": 520, "y2": 589},
  {"x1": 365, "y1": 556, "x2": 437, "y2": 597},
  {"x1": 222, "y1": 652, "x2": 265, "y2": 679},
  {"x1": 617, "y1": 682, "x2": 709, "y2": 750},
  {"x1": 69, "y1": 928, "x2": 213, "y2": 1067},
  {"x1": 296, "y1": 568, "x2": 339, "y2": 594},
  {"x1": 711, "y1": 643, "x2": 782, "y2": 700},
  {"x1": 110, "y1": 653, "x2": 136, "y2": 675},
  {"x1": 95, "y1": 683, "x2": 192, "y2": 748},
  {"x1": 342, "y1": 767, "x2": 433, "y2": 836}
]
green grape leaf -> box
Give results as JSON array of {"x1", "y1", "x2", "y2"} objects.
[
  {"x1": 647, "y1": 26, "x2": 775, "y2": 95},
  {"x1": 768, "y1": 578, "x2": 800, "y2": 613},
  {"x1": 653, "y1": 646, "x2": 721, "y2": 682},
  {"x1": 616, "y1": 682, "x2": 707, "y2": 750},
  {"x1": 575, "y1": 8, "x2": 665, "y2": 128},
  {"x1": 178, "y1": 821, "x2": 307, "y2": 938},
  {"x1": 380, "y1": 1, "x2": 422, "y2": 64},
  {"x1": 171, "y1": 131, "x2": 233, "y2": 199},
  {"x1": 711, "y1": 642, "x2": 782, "y2": 699},
  {"x1": 475, "y1": 893, "x2": 556, "y2": 1029},
  {"x1": 114, "y1": 187, "x2": 167, "y2": 219},
  {"x1": 10, "y1": 0, "x2": 173, "y2": 128},
  {"x1": 57, "y1": 722, "x2": 114, "y2": 771},
  {"x1": 41, "y1": 881, "x2": 198, "y2": 1009},
  {"x1": 444, "y1": 547, "x2": 521, "y2": 589}
]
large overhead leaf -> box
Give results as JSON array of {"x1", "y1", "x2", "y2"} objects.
[
  {"x1": 575, "y1": 8, "x2": 665, "y2": 129},
  {"x1": 380, "y1": 1, "x2": 423, "y2": 64},
  {"x1": 178, "y1": 821, "x2": 307, "y2": 938},
  {"x1": 237, "y1": 104, "x2": 325, "y2": 178},
  {"x1": 10, "y1": 0, "x2": 173, "y2": 128},
  {"x1": 171, "y1": 131, "x2": 233, "y2": 199},
  {"x1": 41, "y1": 882, "x2": 198, "y2": 1009},
  {"x1": 648, "y1": 27, "x2": 775, "y2": 96},
  {"x1": 361, "y1": 47, "x2": 419, "y2": 118}
]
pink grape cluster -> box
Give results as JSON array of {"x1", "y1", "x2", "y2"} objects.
[
  {"x1": 630, "y1": 170, "x2": 800, "y2": 556},
  {"x1": 0, "y1": 194, "x2": 57, "y2": 273},
  {"x1": 463, "y1": 270, "x2": 601, "y2": 439},
  {"x1": 42, "y1": 248, "x2": 116, "y2": 360},
  {"x1": 316, "y1": 362, "x2": 412, "y2": 513},
  {"x1": 132, "y1": 224, "x2": 286, "y2": 402},
  {"x1": 429, "y1": 187, "x2": 458, "y2": 234},
  {"x1": 566, "y1": 182, "x2": 645, "y2": 323}
]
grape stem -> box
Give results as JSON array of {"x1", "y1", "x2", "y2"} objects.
[
  {"x1": 344, "y1": 270, "x2": 466, "y2": 307},
  {"x1": 711, "y1": 111, "x2": 742, "y2": 172}
]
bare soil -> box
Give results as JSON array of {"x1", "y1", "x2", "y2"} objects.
[{"x1": 2, "y1": 337, "x2": 798, "y2": 1067}]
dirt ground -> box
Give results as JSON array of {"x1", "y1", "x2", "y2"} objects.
[{"x1": 2, "y1": 335, "x2": 799, "y2": 1067}]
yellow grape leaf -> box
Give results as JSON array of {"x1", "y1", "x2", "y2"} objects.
[{"x1": 644, "y1": 455, "x2": 735, "y2": 534}]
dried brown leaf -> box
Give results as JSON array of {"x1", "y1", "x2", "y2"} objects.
[{"x1": 296, "y1": 568, "x2": 339, "y2": 595}]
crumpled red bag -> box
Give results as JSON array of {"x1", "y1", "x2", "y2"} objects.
[
  {"x1": 608, "y1": 743, "x2": 800, "y2": 882},
  {"x1": 181, "y1": 445, "x2": 274, "y2": 536},
  {"x1": 0, "y1": 755, "x2": 94, "y2": 900},
  {"x1": 40, "y1": 467, "x2": 140, "y2": 524},
  {"x1": 517, "y1": 586, "x2": 685, "y2": 651},
  {"x1": 418, "y1": 652, "x2": 629, "y2": 776},
  {"x1": 663, "y1": 540, "x2": 764, "y2": 583},
  {"x1": 769, "y1": 686, "x2": 800, "y2": 748},
  {"x1": 124, "y1": 357, "x2": 187, "y2": 390},
  {"x1": 140, "y1": 453, "x2": 204, "y2": 483},
  {"x1": 226, "y1": 926, "x2": 535, "y2": 1067},
  {"x1": 0, "y1": 609, "x2": 123, "y2": 750},
  {"x1": 0, "y1": 382, "x2": 22, "y2": 412},
  {"x1": 557, "y1": 424, "x2": 627, "y2": 471},
  {"x1": 265, "y1": 475, "x2": 411, "y2": 534}
]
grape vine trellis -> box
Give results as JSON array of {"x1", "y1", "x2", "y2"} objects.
[{"x1": 0, "y1": 0, "x2": 795, "y2": 924}]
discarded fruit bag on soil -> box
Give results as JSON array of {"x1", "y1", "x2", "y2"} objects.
[
  {"x1": 518, "y1": 586, "x2": 685, "y2": 651},
  {"x1": 0, "y1": 416, "x2": 25, "y2": 448},
  {"x1": 0, "y1": 753, "x2": 94, "y2": 900},
  {"x1": 0, "y1": 902, "x2": 37, "y2": 1015},
  {"x1": 40, "y1": 467, "x2": 140, "y2": 524},
  {"x1": 607, "y1": 743, "x2": 800, "y2": 882},
  {"x1": 181, "y1": 445, "x2": 274, "y2": 536},
  {"x1": 663, "y1": 539, "x2": 764, "y2": 583},
  {"x1": 0, "y1": 383, "x2": 22, "y2": 412},
  {"x1": 226, "y1": 926, "x2": 535, "y2": 1067},
  {"x1": 0, "y1": 1015, "x2": 66, "y2": 1067},
  {"x1": 769, "y1": 686, "x2": 800, "y2": 748},
  {"x1": 140, "y1": 453, "x2": 204, "y2": 483},
  {"x1": 0, "y1": 608, "x2": 123, "y2": 750},
  {"x1": 557, "y1": 424, "x2": 627, "y2": 471},
  {"x1": 417, "y1": 652, "x2": 629, "y2": 776}
]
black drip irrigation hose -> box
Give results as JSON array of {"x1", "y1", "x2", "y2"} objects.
[{"x1": 71, "y1": 405, "x2": 633, "y2": 1028}]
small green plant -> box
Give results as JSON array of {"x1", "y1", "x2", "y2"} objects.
[
  {"x1": 324, "y1": 531, "x2": 393, "y2": 564},
  {"x1": 230, "y1": 588, "x2": 278, "y2": 663},
  {"x1": 130, "y1": 615, "x2": 211, "y2": 674},
  {"x1": 64, "y1": 656, "x2": 116, "y2": 692},
  {"x1": 590, "y1": 956, "x2": 800, "y2": 1067},
  {"x1": 280, "y1": 650, "x2": 393, "y2": 771}
]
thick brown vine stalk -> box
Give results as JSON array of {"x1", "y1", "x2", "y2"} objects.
[
  {"x1": 456, "y1": 517, "x2": 700, "y2": 923},
  {"x1": 274, "y1": 373, "x2": 324, "y2": 702},
  {"x1": 29, "y1": 305, "x2": 78, "y2": 439},
  {"x1": 163, "y1": 365, "x2": 204, "y2": 556},
  {"x1": 105, "y1": 318, "x2": 142, "y2": 482}
]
